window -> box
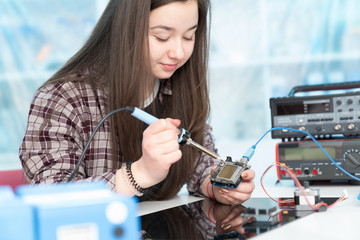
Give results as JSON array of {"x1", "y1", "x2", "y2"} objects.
[{"x1": 1, "y1": 0, "x2": 360, "y2": 169}]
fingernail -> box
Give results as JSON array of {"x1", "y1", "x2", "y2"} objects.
[
  {"x1": 223, "y1": 224, "x2": 231, "y2": 230},
  {"x1": 242, "y1": 172, "x2": 248, "y2": 178},
  {"x1": 219, "y1": 189, "x2": 227, "y2": 195},
  {"x1": 249, "y1": 216, "x2": 257, "y2": 223},
  {"x1": 221, "y1": 188, "x2": 229, "y2": 193}
]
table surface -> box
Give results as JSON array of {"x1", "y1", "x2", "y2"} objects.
[
  {"x1": 139, "y1": 139, "x2": 360, "y2": 239},
  {"x1": 139, "y1": 180, "x2": 359, "y2": 240}
]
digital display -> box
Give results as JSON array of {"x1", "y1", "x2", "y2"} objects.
[
  {"x1": 276, "y1": 101, "x2": 330, "y2": 115},
  {"x1": 218, "y1": 165, "x2": 237, "y2": 179},
  {"x1": 283, "y1": 147, "x2": 336, "y2": 161}
]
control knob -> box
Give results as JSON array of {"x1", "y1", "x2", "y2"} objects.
[
  {"x1": 343, "y1": 149, "x2": 360, "y2": 169},
  {"x1": 334, "y1": 124, "x2": 341, "y2": 131}
]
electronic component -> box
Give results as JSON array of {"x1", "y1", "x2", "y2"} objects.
[
  {"x1": 294, "y1": 187, "x2": 320, "y2": 211},
  {"x1": 239, "y1": 205, "x2": 281, "y2": 235},
  {"x1": 242, "y1": 207, "x2": 278, "y2": 216},
  {"x1": 210, "y1": 157, "x2": 249, "y2": 189},
  {"x1": 276, "y1": 139, "x2": 360, "y2": 183},
  {"x1": 270, "y1": 81, "x2": 360, "y2": 139},
  {"x1": 293, "y1": 182, "x2": 328, "y2": 213}
]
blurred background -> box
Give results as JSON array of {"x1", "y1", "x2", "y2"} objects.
[{"x1": 1, "y1": 0, "x2": 360, "y2": 170}]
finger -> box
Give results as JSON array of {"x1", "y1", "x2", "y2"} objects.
[
  {"x1": 236, "y1": 181, "x2": 255, "y2": 194},
  {"x1": 241, "y1": 169, "x2": 255, "y2": 181},
  {"x1": 151, "y1": 130, "x2": 179, "y2": 144},
  {"x1": 230, "y1": 192, "x2": 252, "y2": 204},
  {"x1": 142, "y1": 136, "x2": 180, "y2": 159},
  {"x1": 218, "y1": 194, "x2": 241, "y2": 205},
  {"x1": 232, "y1": 226, "x2": 246, "y2": 235},
  {"x1": 166, "y1": 118, "x2": 181, "y2": 128},
  {"x1": 221, "y1": 206, "x2": 245, "y2": 224},
  {"x1": 147, "y1": 119, "x2": 180, "y2": 135},
  {"x1": 220, "y1": 189, "x2": 252, "y2": 205},
  {"x1": 157, "y1": 140, "x2": 180, "y2": 155},
  {"x1": 221, "y1": 216, "x2": 246, "y2": 234},
  {"x1": 162, "y1": 149, "x2": 182, "y2": 164},
  {"x1": 210, "y1": 166, "x2": 217, "y2": 175}
]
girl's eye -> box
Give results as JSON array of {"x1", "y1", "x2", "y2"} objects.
[
  {"x1": 155, "y1": 36, "x2": 169, "y2": 42},
  {"x1": 184, "y1": 34, "x2": 195, "y2": 41}
]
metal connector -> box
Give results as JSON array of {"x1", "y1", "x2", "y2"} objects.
[{"x1": 186, "y1": 138, "x2": 222, "y2": 160}]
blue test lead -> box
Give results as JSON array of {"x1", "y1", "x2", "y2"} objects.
[
  {"x1": 242, "y1": 146, "x2": 256, "y2": 161},
  {"x1": 130, "y1": 107, "x2": 222, "y2": 160}
]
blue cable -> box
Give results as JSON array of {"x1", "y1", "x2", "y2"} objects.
[{"x1": 250, "y1": 127, "x2": 360, "y2": 182}]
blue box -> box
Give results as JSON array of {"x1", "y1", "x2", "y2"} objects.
[
  {"x1": 16, "y1": 182, "x2": 140, "y2": 240},
  {"x1": 0, "y1": 186, "x2": 35, "y2": 240}
]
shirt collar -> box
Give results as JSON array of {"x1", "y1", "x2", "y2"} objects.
[
  {"x1": 143, "y1": 79, "x2": 160, "y2": 108},
  {"x1": 142, "y1": 79, "x2": 173, "y2": 107},
  {"x1": 160, "y1": 78, "x2": 172, "y2": 96}
]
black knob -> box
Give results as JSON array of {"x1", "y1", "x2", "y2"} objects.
[{"x1": 344, "y1": 149, "x2": 360, "y2": 169}]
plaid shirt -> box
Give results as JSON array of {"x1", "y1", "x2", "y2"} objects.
[{"x1": 19, "y1": 80, "x2": 219, "y2": 196}]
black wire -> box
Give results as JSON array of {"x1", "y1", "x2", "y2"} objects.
[{"x1": 67, "y1": 106, "x2": 134, "y2": 182}]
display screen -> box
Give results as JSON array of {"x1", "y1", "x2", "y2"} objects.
[
  {"x1": 283, "y1": 147, "x2": 336, "y2": 161},
  {"x1": 276, "y1": 100, "x2": 331, "y2": 115},
  {"x1": 218, "y1": 165, "x2": 237, "y2": 178}
]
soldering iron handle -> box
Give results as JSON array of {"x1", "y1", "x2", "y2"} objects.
[
  {"x1": 131, "y1": 107, "x2": 189, "y2": 145},
  {"x1": 131, "y1": 107, "x2": 159, "y2": 125}
]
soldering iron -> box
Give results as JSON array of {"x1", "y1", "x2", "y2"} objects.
[
  {"x1": 68, "y1": 106, "x2": 251, "y2": 188},
  {"x1": 130, "y1": 107, "x2": 222, "y2": 160},
  {"x1": 130, "y1": 107, "x2": 253, "y2": 189}
]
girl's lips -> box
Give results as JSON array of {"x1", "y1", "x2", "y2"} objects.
[{"x1": 161, "y1": 63, "x2": 178, "y2": 71}]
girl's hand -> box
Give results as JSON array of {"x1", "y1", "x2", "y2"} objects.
[
  {"x1": 132, "y1": 118, "x2": 182, "y2": 188},
  {"x1": 209, "y1": 168, "x2": 255, "y2": 205}
]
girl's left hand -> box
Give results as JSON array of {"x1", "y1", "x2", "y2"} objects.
[{"x1": 211, "y1": 168, "x2": 255, "y2": 205}]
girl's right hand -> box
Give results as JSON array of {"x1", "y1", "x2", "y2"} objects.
[{"x1": 131, "y1": 118, "x2": 182, "y2": 188}]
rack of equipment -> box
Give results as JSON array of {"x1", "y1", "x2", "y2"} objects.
[{"x1": 270, "y1": 81, "x2": 360, "y2": 183}]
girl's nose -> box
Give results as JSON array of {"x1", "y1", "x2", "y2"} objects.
[{"x1": 168, "y1": 39, "x2": 185, "y2": 60}]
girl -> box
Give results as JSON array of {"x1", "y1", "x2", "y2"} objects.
[{"x1": 19, "y1": 0, "x2": 255, "y2": 205}]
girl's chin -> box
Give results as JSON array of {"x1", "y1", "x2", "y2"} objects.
[{"x1": 153, "y1": 71, "x2": 176, "y2": 79}]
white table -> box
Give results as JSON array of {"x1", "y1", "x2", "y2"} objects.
[{"x1": 139, "y1": 139, "x2": 360, "y2": 239}]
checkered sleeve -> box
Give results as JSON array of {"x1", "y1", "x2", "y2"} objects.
[
  {"x1": 187, "y1": 125, "x2": 220, "y2": 196},
  {"x1": 19, "y1": 82, "x2": 117, "y2": 190}
]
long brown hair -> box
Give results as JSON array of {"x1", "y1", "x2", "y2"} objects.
[{"x1": 45, "y1": 0, "x2": 211, "y2": 200}]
